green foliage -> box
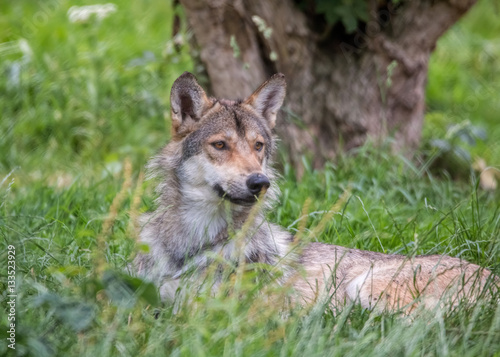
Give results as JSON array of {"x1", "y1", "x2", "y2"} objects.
[
  {"x1": 426, "y1": 0, "x2": 500, "y2": 168},
  {"x1": 34, "y1": 293, "x2": 96, "y2": 333},
  {"x1": 1, "y1": 0, "x2": 500, "y2": 356},
  {"x1": 1, "y1": 144, "x2": 500, "y2": 356},
  {"x1": 315, "y1": 0, "x2": 369, "y2": 33},
  {"x1": 423, "y1": 117, "x2": 488, "y2": 177},
  {"x1": 0, "y1": 0, "x2": 193, "y2": 175}
]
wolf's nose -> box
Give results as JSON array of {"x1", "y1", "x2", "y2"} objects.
[{"x1": 246, "y1": 173, "x2": 270, "y2": 196}]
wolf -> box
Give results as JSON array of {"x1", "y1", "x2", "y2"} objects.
[{"x1": 134, "y1": 72, "x2": 496, "y2": 311}]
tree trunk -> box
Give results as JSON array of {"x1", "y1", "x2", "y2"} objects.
[{"x1": 178, "y1": 0, "x2": 477, "y2": 168}]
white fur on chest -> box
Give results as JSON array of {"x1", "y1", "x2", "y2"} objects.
[{"x1": 179, "y1": 183, "x2": 228, "y2": 244}]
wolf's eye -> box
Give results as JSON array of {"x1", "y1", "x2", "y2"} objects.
[
  {"x1": 255, "y1": 142, "x2": 264, "y2": 152},
  {"x1": 212, "y1": 141, "x2": 226, "y2": 150}
]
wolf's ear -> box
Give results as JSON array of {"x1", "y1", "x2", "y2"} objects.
[
  {"x1": 244, "y1": 73, "x2": 286, "y2": 129},
  {"x1": 170, "y1": 72, "x2": 210, "y2": 137}
]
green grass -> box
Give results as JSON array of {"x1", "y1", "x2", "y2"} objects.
[
  {"x1": 1, "y1": 0, "x2": 500, "y2": 356},
  {"x1": 2, "y1": 145, "x2": 500, "y2": 356},
  {"x1": 0, "y1": 0, "x2": 192, "y2": 176},
  {"x1": 426, "y1": 0, "x2": 500, "y2": 169}
]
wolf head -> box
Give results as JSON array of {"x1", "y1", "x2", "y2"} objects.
[{"x1": 157, "y1": 72, "x2": 286, "y2": 207}]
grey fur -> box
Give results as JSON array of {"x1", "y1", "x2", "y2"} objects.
[
  {"x1": 134, "y1": 72, "x2": 497, "y2": 311},
  {"x1": 134, "y1": 72, "x2": 291, "y2": 300}
]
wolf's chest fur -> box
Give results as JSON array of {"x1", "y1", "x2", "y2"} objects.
[{"x1": 136, "y1": 195, "x2": 289, "y2": 281}]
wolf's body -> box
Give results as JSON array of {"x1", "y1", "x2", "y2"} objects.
[{"x1": 134, "y1": 72, "x2": 495, "y2": 311}]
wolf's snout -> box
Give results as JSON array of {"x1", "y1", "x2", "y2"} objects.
[{"x1": 246, "y1": 173, "x2": 270, "y2": 196}]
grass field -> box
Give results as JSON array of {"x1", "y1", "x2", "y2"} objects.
[{"x1": 1, "y1": 0, "x2": 500, "y2": 356}]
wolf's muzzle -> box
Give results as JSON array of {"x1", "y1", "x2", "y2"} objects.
[{"x1": 246, "y1": 173, "x2": 270, "y2": 195}]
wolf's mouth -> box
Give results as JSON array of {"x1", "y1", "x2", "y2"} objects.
[{"x1": 213, "y1": 184, "x2": 257, "y2": 206}]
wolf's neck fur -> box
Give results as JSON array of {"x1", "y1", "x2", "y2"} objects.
[
  {"x1": 177, "y1": 182, "x2": 229, "y2": 243},
  {"x1": 133, "y1": 144, "x2": 293, "y2": 301},
  {"x1": 138, "y1": 168, "x2": 286, "y2": 278},
  {"x1": 173, "y1": 175, "x2": 264, "y2": 243}
]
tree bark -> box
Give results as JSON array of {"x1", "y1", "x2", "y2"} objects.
[{"x1": 179, "y1": 0, "x2": 477, "y2": 168}]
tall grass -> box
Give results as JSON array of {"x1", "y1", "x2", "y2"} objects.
[
  {"x1": 1, "y1": 146, "x2": 499, "y2": 356},
  {"x1": 1, "y1": 0, "x2": 499, "y2": 356},
  {"x1": 0, "y1": 0, "x2": 192, "y2": 177}
]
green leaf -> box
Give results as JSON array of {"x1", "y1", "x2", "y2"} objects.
[
  {"x1": 34, "y1": 293, "x2": 95, "y2": 332},
  {"x1": 340, "y1": 11, "x2": 358, "y2": 33},
  {"x1": 316, "y1": 0, "x2": 340, "y2": 24},
  {"x1": 314, "y1": 0, "x2": 367, "y2": 32},
  {"x1": 102, "y1": 269, "x2": 160, "y2": 307}
]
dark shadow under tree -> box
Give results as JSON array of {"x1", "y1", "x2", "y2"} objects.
[{"x1": 178, "y1": 0, "x2": 477, "y2": 168}]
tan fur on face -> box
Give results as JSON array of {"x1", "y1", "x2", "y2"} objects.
[{"x1": 205, "y1": 132, "x2": 266, "y2": 175}]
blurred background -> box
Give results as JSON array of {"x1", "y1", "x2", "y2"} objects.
[{"x1": 0, "y1": 0, "x2": 499, "y2": 183}]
